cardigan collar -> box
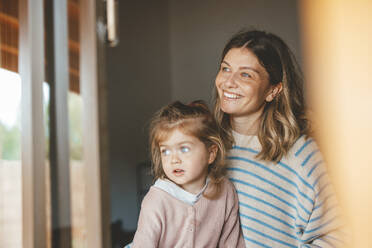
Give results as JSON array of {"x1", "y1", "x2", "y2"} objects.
[{"x1": 153, "y1": 178, "x2": 210, "y2": 205}]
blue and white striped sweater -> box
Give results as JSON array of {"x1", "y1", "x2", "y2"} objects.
[{"x1": 228, "y1": 131, "x2": 344, "y2": 248}]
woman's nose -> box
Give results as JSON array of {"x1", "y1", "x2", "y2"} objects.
[{"x1": 224, "y1": 73, "x2": 238, "y2": 88}]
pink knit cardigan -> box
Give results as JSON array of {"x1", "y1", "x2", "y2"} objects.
[{"x1": 131, "y1": 178, "x2": 245, "y2": 248}]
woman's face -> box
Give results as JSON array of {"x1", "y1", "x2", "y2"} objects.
[{"x1": 215, "y1": 47, "x2": 275, "y2": 118}]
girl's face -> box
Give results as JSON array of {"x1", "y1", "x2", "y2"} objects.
[
  {"x1": 215, "y1": 47, "x2": 276, "y2": 118},
  {"x1": 159, "y1": 128, "x2": 216, "y2": 194}
]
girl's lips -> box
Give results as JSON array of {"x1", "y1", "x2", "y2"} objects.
[{"x1": 173, "y1": 169, "x2": 184, "y2": 176}]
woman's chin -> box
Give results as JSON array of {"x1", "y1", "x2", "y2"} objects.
[{"x1": 220, "y1": 102, "x2": 241, "y2": 115}]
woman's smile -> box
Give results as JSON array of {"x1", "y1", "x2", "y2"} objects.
[{"x1": 223, "y1": 90, "x2": 243, "y2": 100}]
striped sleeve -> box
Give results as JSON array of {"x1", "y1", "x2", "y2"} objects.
[{"x1": 295, "y1": 140, "x2": 347, "y2": 247}]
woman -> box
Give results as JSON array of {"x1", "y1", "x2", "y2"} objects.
[{"x1": 214, "y1": 30, "x2": 345, "y2": 247}]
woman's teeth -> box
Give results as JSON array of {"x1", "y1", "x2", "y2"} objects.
[{"x1": 223, "y1": 91, "x2": 241, "y2": 99}]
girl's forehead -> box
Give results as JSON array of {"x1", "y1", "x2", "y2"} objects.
[
  {"x1": 157, "y1": 120, "x2": 203, "y2": 144},
  {"x1": 158, "y1": 127, "x2": 195, "y2": 144}
]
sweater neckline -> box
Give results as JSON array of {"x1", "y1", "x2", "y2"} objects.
[{"x1": 232, "y1": 130, "x2": 261, "y2": 149}]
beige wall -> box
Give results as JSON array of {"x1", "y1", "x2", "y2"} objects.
[{"x1": 169, "y1": 0, "x2": 302, "y2": 103}]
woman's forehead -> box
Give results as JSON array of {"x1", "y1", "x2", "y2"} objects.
[{"x1": 223, "y1": 47, "x2": 268, "y2": 77}]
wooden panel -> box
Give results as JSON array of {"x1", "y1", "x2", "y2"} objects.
[
  {"x1": 0, "y1": 1, "x2": 80, "y2": 92},
  {"x1": 80, "y1": 0, "x2": 111, "y2": 247}
]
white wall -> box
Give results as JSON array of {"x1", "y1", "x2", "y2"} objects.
[{"x1": 169, "y1": 0, "x2": 302, "y2": 103}]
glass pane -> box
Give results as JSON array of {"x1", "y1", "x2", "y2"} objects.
[
  {"x1": 68, "y1": 92, "x2": 85, "y2": 248},
  {"x1": 0, "y1": 68, "x2": 22, "y2": 248},
  {"x1": 68, "y1": 1, "x2": 87, "y2": 247},
  {"x1": 0, "y1": 1, "x2": 22, "y2": 247}
]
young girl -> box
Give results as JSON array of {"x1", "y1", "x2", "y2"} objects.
[{"x1": 128, "y1": 100, "x2": 245, "y2": 247}]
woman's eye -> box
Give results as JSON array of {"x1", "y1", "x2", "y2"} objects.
[
  {"x1": 180, "y1": 146, "x2": 190, "y2": 153},
  {"x1": 161, "y1": 149, "x2": 171, "y2": 156},
  {"x1": 241, "y1": 72, "x2": 251, "y2": 78},
  {"x1": 221, "y1": 66, "x2": 230, "y2": 72}
]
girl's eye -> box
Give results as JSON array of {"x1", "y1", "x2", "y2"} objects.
[
  {"x1": 161, "y1": 149, "x2": 171, "y2": 156},
  {"x1": 180, "y1": 146, "x2": 190, "y2": 153},
  {"x1": 241, "y1": 72, "x2": 251, "y2": 78}
]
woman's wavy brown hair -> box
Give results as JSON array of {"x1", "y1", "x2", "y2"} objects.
[
  {"x1": 149, "y1": 100, "x2": 226, "y2": 199},
  {"x1": 213, "y1": 29, "x2": 311, "y2": 162}
]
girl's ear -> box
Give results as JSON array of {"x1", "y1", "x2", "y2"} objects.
[
  {"x1": 266, "y1": 82, "x2": 283, "y2": 102},
  {"x1": 208, "y1": 145, "x2": 218, "y2": 164}
]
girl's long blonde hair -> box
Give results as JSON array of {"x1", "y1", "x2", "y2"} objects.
[
  {"x1": 149, "y1": 100, "x2": 226, "y2": 199},
  {"x1": 214, "y1": 29, "x2": 311, "y2": 162}
]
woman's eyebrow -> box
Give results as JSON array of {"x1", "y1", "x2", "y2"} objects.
[
  {"x1": 222, "y1": 60, "x2": 260, "y2": 74},
  {"x1": 239, "y1": 66, "x2": 260, "y2": 74},
  {"x1": 221, "y1": 60, "x2": 230, "y2": 66}
]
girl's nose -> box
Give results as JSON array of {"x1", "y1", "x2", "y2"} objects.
[{"x1": 171, "y1": 153, "x2": 181, "y2": 164}]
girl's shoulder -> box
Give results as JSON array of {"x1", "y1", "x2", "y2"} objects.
[
  {"x1": 219, "y1": 176, "x2": 239, "y2": 197},
  {"x1": 141, "y1": 185, "x2": 176, "y2": 209}
]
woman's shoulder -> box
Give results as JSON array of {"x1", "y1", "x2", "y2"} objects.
[
  {"x1": 289, "y1": 135, "x2": 321, "y2": 160},
  {"x1": 283, "y1": 135, "x2": 327, "y2": 182}
]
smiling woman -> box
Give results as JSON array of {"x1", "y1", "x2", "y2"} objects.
[{"x1": 213, "y1": 29, "x2": 346, "y2": 247}]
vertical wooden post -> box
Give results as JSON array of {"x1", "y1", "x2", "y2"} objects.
[
  {"x1": 19, "y1": 0, "x2": 47, "y2": 247},
  {"x1": 45, "y1": 0, "x2": 72, "y2": 246},
  {"x1": 80, "y1": 0, "x2": 111, "y2": 247}
]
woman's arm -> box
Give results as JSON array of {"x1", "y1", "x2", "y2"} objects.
[{"x1": 298, "y1": 146, "x2": 348, "y2": 247}]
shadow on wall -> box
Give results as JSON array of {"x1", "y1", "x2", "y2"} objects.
[
  {"x1": 111, "y1": 220, "x2": 134, "y2": 248},
  {"x1": 111, "y1": 160, "x2": 153, "y2": 247}
]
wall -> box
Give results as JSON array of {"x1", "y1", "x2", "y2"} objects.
[
  {"x1": 169, "y1": 0, "x2": 302, "y2": 103},
  {"x1": 105, "y1": 0, "x2": 171, "y2": 235},
  {"x1": 106, "y1": 0, "x2": 302, "y2": 239}
]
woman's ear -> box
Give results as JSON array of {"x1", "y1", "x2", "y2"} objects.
[
  {"x1": 266, "y1": 82, "x2": 283, "y2": 102},
  {"x1": 208, "y1": 145, "x2": 218, "y2": 164}
]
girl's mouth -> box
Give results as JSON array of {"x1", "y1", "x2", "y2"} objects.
[{"x1": 173, "y1": 169, "x2": 184, "y2": 176}]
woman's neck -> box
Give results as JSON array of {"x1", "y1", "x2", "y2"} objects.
[{"x1": 231, "y1": 111, "x2": 262, "y2": 136}]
